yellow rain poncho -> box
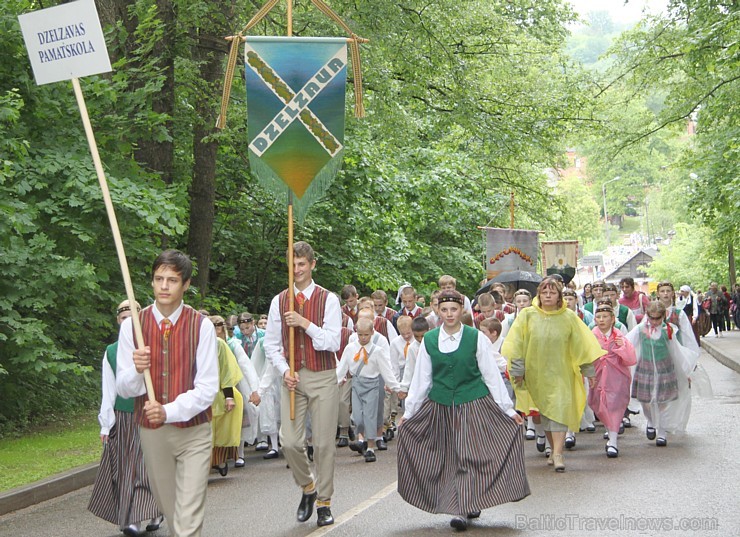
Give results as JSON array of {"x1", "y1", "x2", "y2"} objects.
[
  {"x1": 501, "y1": 299, "x2": 605, "y2": 431},
  {"x1": 212, "y1": 338, "x2": 244, "y2": 448}
]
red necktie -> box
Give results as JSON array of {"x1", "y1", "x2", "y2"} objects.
[{"x1": 160, "y1": 318, "x2": 172, "y2": 340}]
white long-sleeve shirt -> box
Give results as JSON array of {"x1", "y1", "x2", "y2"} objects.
[
  {"x1": 389, "y1": 334, "x2": 414, "y2": 380},
  {"x1": 400, "y1": 339, "x2": 421, "y2": 392},
  {"x1": 404, "y1": 327, "x2": 516, "y2": 420},
  {"x1": 336, "y1": 340, "x2": 400, "y2": 392},
  {"x1": 98, "y1": 353, "x2": 117, "y2": 435},
  {"x1": 228, "y1": 337, "x2": 260, "y2": 399},
  {"x1": 116, "y1": 302, "x2": 219, "y2": 425},
  {"x1": 263, "y1": 280, "x2": 342, "y2": 377}
]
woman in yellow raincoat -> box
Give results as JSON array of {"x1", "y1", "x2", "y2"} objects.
[
  {"x1": 502, "y1": 277, "x2": 605, "y2": 472},
  {"x1": 209, "y1": 315, "x2": 244, "y2": 476}
]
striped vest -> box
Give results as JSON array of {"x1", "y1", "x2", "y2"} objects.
[
  {"x1": 474, "y1": 310, "x2": 505, "y2": 329},
  {"x1": 134, "y1": 305, "x2": 210, "y2": 429},
  {"x1": 337, "y1": 326, "x2": 353, "y2": 362},
  {"x1": 105, "y1": 342, "x2": 135, "y2": 413},
  {"x1": 374, "y1": 316, "x2": 390, "y2": 341},
  {"x1": 279, "y1": 286, "x2": 336, "y2": 372},
  {"x1": 342, "y1": 304, "x2": 358, "y2": 324},
  {"x1": 382, "y1": 307, "x2": 396, "y2": 322}
]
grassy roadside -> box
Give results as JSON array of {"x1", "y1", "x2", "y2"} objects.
[{"x1": 0, "y1": 411, "x2": 102, "y2": 493}]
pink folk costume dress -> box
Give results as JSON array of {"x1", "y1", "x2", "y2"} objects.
[{"x1": 589, "y1": 327, "x2": 637, "y2": 434}]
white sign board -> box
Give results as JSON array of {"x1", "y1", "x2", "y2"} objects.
[
  {"x1": 581, "y1": 254, "x2": 604, "y2": 267},
  {"x1": 18, "y1": 0, "x2": 111, "y2": 86}
]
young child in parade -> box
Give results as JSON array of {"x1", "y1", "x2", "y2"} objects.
[
  {"x1": 340, "y1": 284, "x2": 359, "y2": 325},
  {"x1": 389, "y1": 316, "x2": 414, "y2": 422},
  {"x1": 479, "y1": 317, "x2": 513, "y2": 401},
  {"x1": 360, "y1": 296, "x2": 398, "y2": 341},
  {"x1": 583, "y1": 280, "x2": 605, "y2": 315},
  {"x1": 425, "y1": 289, "x2": 443, "y2": 328},
  {"x1": 257, "y1": 314, "x2": 268, "y2": 330},
  {"x1": 563, "y1": 288, "x2": 593, "y2": 326},
  {"x1": 620, "y1": 277, "x2": 651, "y2": 324},
  {"x1": 336, "y1": 318, "x2": 401, "y2": 462},
  {"x1": 215, "y1": 316, "x2": 261, "y2": 468},
  {"x1": 438, "y1": 275, "x2": 474, "y2": 314},
  {"x1": 657, "y1": 281, "x2": 701, "y2": 357},
  {"x1": 589, "y1": 303, "x2": 637, "y2": 458},
  {"x1": 208, "y1": 316, "x2": 245, "y2": 476},
  {"x1": 603, "y1": 283, "x2": 637, "y2": 331},
  {"x1": 336, "y1": 323, "x2": 355, "y2": 448},
  {"x1": 398, "y1": 290, "x2": 529, "y2": 531},
  {"x1": 627, "y1": 301, "x2": 699, "y2": 447},
  {"x1": 499, "y1": 289, "x2": 541, "y2": 443},
  {"x1": 399, "y1": 316, "x2": 430, "y2": 399},
  {"x1": 474, "y1": 292, "x2": 505, "y2": 328},
  {"x1": 371, "y1": 289, "x2": 397, "y2": 322},
  {"x1": 394, "y1": 285, "x2": 423, "y2": 325},
  {"x1": 88, "y1": 300, "x2": 163, "y2": 537}
]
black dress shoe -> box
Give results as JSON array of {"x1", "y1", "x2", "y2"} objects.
[
  {"x1": 336, "y1": 437, "x2": 349, "y2": 448},
  {"x1": 646, "y1": 427, "x2": 656, "y2": 440},
  {"x1": 349, "y1": 440, "x2": 367, "y2": 454},
  {"x1": 376, "y1": 438, "x2": 387, "y2": 450},
  {"x1": 564, "y1": 436, "x2": 576, "y2": 449},
  {"x1": 263, "y1": 449, "x2": 279, "y2": 459},
  {"x1": 467, "y1": 511, "x2": 481, "y2": 519},
  {"x1": 217, "y1": 463, "x2": 228, "y2": 476},
  {"x1": 450, "y1": 517, "x2": 468, "y2": 531},
  {"x1": 656, "y1": 437, "x2": 667, "y2": 447},
  {"x1": 296, "y1": 491, "x2": 317, "y2": 522},
  {"x1": 316, "y1": 506, "x2": 334, "y2": 527},
  {"x1": 145, "y1": 515, "x2": 164, "y2": 532}
]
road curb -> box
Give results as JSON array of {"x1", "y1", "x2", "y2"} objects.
[
  {"x1": 0, "y1": 462, "x2": 98, "y2": 517},
  {"x1": 701, "y1": 338, "x2": 740, "y2": 374}
]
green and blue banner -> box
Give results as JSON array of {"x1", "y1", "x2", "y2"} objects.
[{"x1": 245, "y1": 36, "x2": 347, "y2": 220}]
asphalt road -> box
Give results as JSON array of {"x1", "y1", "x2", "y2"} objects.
[{"x1": 1, "y1": 351, "x2": 738, "y2": 537}]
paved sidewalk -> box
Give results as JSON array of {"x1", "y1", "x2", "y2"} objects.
[
  {"x1": 1, "y1": 329, "x2": 738, "y2": 518},
  {"x1": 700, "y1": 327, "x2": 740, "y2": 373}
]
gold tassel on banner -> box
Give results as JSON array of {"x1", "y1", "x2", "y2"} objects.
[
  {"x1": 216, "y1": 34, "x2": 242, "y2": 129},
  {"x1": 216, "y1": 0, "x2": 368, "y2": 129}
]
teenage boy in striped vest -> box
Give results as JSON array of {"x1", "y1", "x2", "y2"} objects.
[
  {"x1": 116, "y1": 250, "x2": 219, "y2": 537},
  {"x1": 263, "y1": 241, "x2": 342, "y2": 528}
]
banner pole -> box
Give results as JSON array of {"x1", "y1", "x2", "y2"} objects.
[
  {"x1": 71, "y1": 77, "x2": 155, "y2": 403},
  {"x1": 287, "y1": 0, "x2": 295, "y2": 420},
  {"x1": 288, "y1": 193, "x2": 296, "y2": 420}
]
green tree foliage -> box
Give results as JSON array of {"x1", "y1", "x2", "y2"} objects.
[
  {"x1": 586, "y1": 0, "x2": 738, "y2": 282},
  {"x1": 0, "y1": 1, "x2": 185, "y2": 434},
  {"x1": 1, "y1": 0, "x2": 599, "y2": 432},
  {"x1": 645, "y1": 223, "x2": 727, "y2": 287}
]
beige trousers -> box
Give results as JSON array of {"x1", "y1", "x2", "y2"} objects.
[
  {"x1": 337, "y1": 377, "x2": 352, "y2": 430},
  {"x1": 139, "y1": 422, "x2": 212, "y2": 537},
  {"x1": 280, "y1": 368, "x2": 339, "y2": 502}
]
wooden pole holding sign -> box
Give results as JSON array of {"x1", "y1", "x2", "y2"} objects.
[
  {"x1": 70, "y1": 78, "x2": 156, "y2": 403},
  {"x1": 286, "y1": 0, "x2": 296, "y2": 421}
]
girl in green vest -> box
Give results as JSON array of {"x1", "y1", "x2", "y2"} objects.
[{"x1": 397, "y1": 290, "x2": 529, "y2": 532}]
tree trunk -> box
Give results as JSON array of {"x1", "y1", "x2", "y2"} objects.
[
  {"x1": 186, "y1": 44, "x2": 225, "y2": 297},
  {"x1": 729, "y1": 242, "x2": 736, "y2": 289}
]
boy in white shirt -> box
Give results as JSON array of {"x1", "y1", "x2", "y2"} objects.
[
  {"x1": 399, "y1": 316, "x2": 430, "y2": 399},
  {"x1": 336, "y1": 318, "x2": 400, "y2": 462},
  {"x1": 388, "y1": 316, "x2": 414, "y2": 431}
]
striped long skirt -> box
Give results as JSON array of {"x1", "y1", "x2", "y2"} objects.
[
  {"x1": 88, "y1": 411, "x2": 160, "y2": 526},
  {"x1": 397, "y1": 395, "x2": 529, "y2": 516}
]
